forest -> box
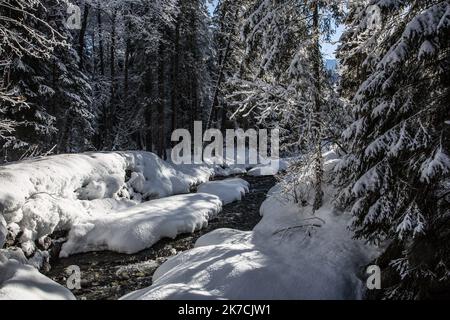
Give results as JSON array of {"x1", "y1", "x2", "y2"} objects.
[{"x1": 0, "y1": 0, "x2": 449, "y2": 301}]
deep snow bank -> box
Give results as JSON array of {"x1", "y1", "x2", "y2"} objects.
[
  {"x1": 0, "y1": 255, "x2": 75, "y2": 300},
  {"x1": 0, "y1": 152, "x2": 192, "y2": 255},
  {"x1": 121, "y1": 151, "x2": 379, "y2": 300},
  {"x1": 122, "y1": 197, "x2": 376, "y2": 300},
  {"x1": 197, "y1": 178, "x2": 250, "y2": 205},
  {"x1": 60, "y1": 193, "x2": 222, "y2": 256}
]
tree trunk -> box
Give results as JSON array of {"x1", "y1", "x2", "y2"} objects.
[
  {"x1": 157, "y1": 40, "x2": 166, "y2": 159},
  {"x1": 144, "y1": 62, "x2": 154, "y2": 151},
  {"x1": 206, "y1": 8, "x2": 238, "y2": 129},
  {"x1": 171, "y1": 20, "x2": 180, "y2": 134},
  {"x1": 78, "y1": 3, "x2": 90, "y2": 70},
  {"x1": 97, "y1": 5, "x2": 105, "y2": 77},
  {"x1": 108, "y1": 9, "x2": 117, "y2": 149},
  {"x1": 312, "y1": 1, "x2": 324, "y2": 211},
  {"x1": 124, "y1": 26, "x2": 130, "y2": 107}
]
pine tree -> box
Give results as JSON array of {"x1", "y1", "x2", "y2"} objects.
[
  {"x1": 0, "y1": 0, "x2": 65, "y2": 161},
  {"x1": 206, "y1": 0, "x2": 247, "y2": 131},
  {"x1": 336, "y1": 0, "x2": 450, "y2": 299}
]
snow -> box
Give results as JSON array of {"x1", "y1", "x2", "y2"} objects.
[
  {"x1": 0, "y1": 248, "x2": 29, "y2": 265},
  {"x1": 197, "y1": 178, "x2": 249, "y2": 205},
  {"x1": 195, "y1": 228, "x2": 251, "y2": 248},
  {"x1": 60, "y1": 193, "x2": 222, "y2": 257},
  {"x1": 418, "y1": 40, "x2": 436, "y2": 59},
  {"x1": 0, "y1": 257, "x2": 75, "y2": 300},
  {"x1": 420, "y1": 147, "x2": 450, "y2": 183},
  {"x1": 0, "y1": 151, "x2": 192, "y2": 256},
  {"x1": 168, "y1": 162, "x2": 216, "y2": 185},
  {"x1": 248, "y1": 165, "x2": 278, "y2": 176},
  {"x1": 0, "y1": 215, "x2": 6, "y2": 249},
  {"x1": 121, "y1": 152, "x2": 379, "y2": 300},
  {"x1": 247, "y1": 159, "x2": 289, "y2": 176},
  {"x1": 0, "y1": 148, "x2": 272, "y2": 260},
  {"x1": 215, "y1": 166, "x2": 248, "y2": 177},
  {"x1": 122, "y1": 196, "x2": 377, "y2": 300}
]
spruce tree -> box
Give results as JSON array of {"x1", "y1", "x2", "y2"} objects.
[{"x1": 337, "y1": 0, "x2": 450, "y2": 299}]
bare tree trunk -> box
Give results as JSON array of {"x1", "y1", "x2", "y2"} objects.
[
  {"x1": 94, "y1": 4, "x2": 105, "y2": 149},
  {"x1": 206, "y1": 9, "x2": 238, "y2": 129},
  {"x1": 123, "y1": 15, "x2": 131, "y2": 108},
  {"x1": 144, "y1": 63, "x2": 154, "y2": 152},
  {"x1": 312, "y1": 1, "x2": 324, "y2": 211},
  {"x1": 158, "y1": 40, "x2": 166, "y2": 159},
  {"x1": 108, "y1": 9, "x2": 117, "y2": 149},
  {"x1": 97, "y1": 5, "x2": 105, "y2": 77},
  {"x1": 78, "y1": 3, "x2": 90, "y2": 70},
  {"x1": 221, "y1": 102, "x2": 227, "y2": 133},
  {"x1": 171, "y1": 20, "x2": 180, "y2": 134},
  {"x1": 91, "y1": 29, "x2": 96, "y2": 75}
]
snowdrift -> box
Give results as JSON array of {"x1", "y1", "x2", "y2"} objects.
[
  {"x1": 60, "y1": 193, "x2": 222, "y2": 256},
  {"x1": 0, "y1": 151, "x2": 192, "y2": 255},
  {"x1": 122, "y1": 197, "x2": 377, "y2": 300},
  {"x1": 0, "y1": 256, "x2": 75, "y2": 300},
  {"x1": 197, "y1": 178, "x2": 250, "y2": 205},
  {"x1": 121, "y1": 151, "x2": 379, "y2": 300}
]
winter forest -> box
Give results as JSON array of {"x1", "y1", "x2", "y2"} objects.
[{"x1": 0, "y1": 0, "x2": 449, "y2": 301}]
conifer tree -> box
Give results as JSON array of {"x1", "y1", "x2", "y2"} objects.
[{"x1": 336, "y1": 0, "x2": 450, "y2": 299}]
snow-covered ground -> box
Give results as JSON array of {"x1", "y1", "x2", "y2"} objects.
[
  {"x1": 0, "y1": 256, "x2": 75, "y2": 300},
  {"x1": 60, "y1": 193, "x2": 222, "y2": 256},
  {"x1": 0, "y1": 149, "x2": 281, "y2": 260},
  {"x1": 0, "y1": 148, "x2": 290, "y2": 300},
  {"x1": 122, "y1": 199, "x2": 377, "y2": 300},
  {"x1": 0, "y1": 151, "x2": 195, "y2": 256},
  {"x1": 121, "y1": 151, "x2": 379, "y2": 300},
  {"x1": 197, "y1": 178, "x2": 250, "y2": 205}
]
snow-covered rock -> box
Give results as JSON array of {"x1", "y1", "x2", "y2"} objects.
[
  {"x1": 0, "y1": 151, "x2": 191, "y2": 253},
  {"x1": 197, "y1": 178, "x2": 249, "y2": 205},
  {"x1": 60, "y1": 193, "x2": 222, "y2": 257},
  {"x1": 248, "y1": 166, "x2": 278, "y2": 176},
  {"x1": 0, "y1": 258, "x2": 75, "y2": 300},
  {"x1": 215, "y1": 167, "x2": 247, "y2": 177},
  {"x1": 0, "y1": 248, "x2": 28, "y2": 265}
]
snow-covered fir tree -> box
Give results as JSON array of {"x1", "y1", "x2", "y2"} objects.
[
  {"x1": 0, "y1": 0, "x2": 65, "y2": 160},
  {"x1": 336, "y1": 0, "x2": 450, "y2": 299},
  {"x1": 227, "y1": 0, "x2": 344, "y2": 210}
]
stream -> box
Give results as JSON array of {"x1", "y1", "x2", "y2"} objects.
[{"x1": 45, "y1": 175, "x2": 277, "y2": 300}]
